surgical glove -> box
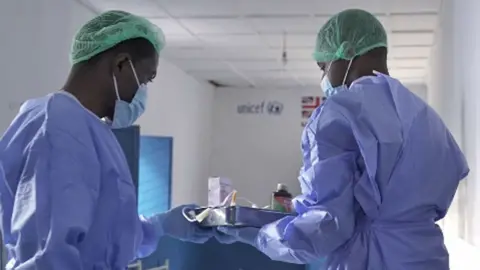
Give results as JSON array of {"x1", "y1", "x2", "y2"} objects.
[
  {"x1": 146, "y1": 204, "x2": 213, "y2": 244},
  {"x1": 216, "y1": 226, "x2": 260, "y2": 246}
]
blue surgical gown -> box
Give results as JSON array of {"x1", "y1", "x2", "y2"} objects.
[
  {"x1": 0, "y1": 92, "x2": 158, "y2": 269},
  {"x1": 255, "y1": 73, "x2": 469, "y2": 269}
]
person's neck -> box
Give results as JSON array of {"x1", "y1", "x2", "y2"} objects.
[{"x1": 63, "y1": 78, "x2": 109, "y2": 118}]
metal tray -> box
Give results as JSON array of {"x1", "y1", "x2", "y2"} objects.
[{"x1": 189, "y1": 206, "x2": 295, "y2": 228}]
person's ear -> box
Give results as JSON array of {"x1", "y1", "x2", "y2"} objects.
[{"x1": 112, "y1": 53, "x2": 131, "y2": 76}]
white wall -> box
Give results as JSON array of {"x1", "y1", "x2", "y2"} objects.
[
  {"x1": 137, "y1": 60, "x2": 214, "y2": 206},
  {"x1": 426, "y1": 0, "x2": 463, "y2": 240},
  {"x1": 427, "y1": 0, "x2": 480, "y2": 252},
  {"x1": 0, "y1": 0, "x2": 214, "y2": 206},
  {"x1": 210, "y1": 83, "x2": 426, "y2": 206},
  {"x1": 0, "y1": 0, "x2": 96, "y2": 130},
  {"x1": 210, "y1": 87, "x2": 315, "y2": 206}
]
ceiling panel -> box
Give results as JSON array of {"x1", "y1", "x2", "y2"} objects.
[
  {"x1": 187, "y1": 70, "x2": 240, "y2": 79},
  {"x1": 157, "y1": 0, "x2": 238, "y2": 17},
  {"x1": 390, "y1": 0, "x2": 441, "y2": 13},
  {"x1": 213, "y1": 78, "x2": 254, "y2": 88},
  {"x1": 254, "y1": 77, "x2": 301, "y2": 88},
  {"x1": 162, "y1": 48, "x2": 210, "y2": 59},
  {"x1": 285, "y1": 49, "x2": 315, "y2": 60},
  {"x1": 164, "y1": 48, "x2": 282, "y2": 60},
  {"x1": 389, "y1": 47, "x2": 431, "y2": 58},
  {"x1": 285, "y1": 60, "x2": 318, "y2": 70},
  {"x1": 240, "y1": 0, "x2": 391, "y2": 16},
  {"x1": 231, "y1": 60, "x2": 284, "y2": 71},
  {"x1": 291, "y1": 71, "x2": 321, "y2": 80},
  {"x1": 150, "y1": 18, "x2": 191, "y2": 35},
  {"x1": 388, "y1": 58, "x2": 428, "y2": 68},
  {"x1": 390, "y1": 68, "x2": 426, "y2": 78},
  {"x1": 154, "y1": 0, "x2": 426, "y2": 17},
  {"x1": 249, "y1": 17, "x2": 324, "y2": 34},
  {"x1": 173, "y1": 60, "x2": 231, "y2": 71},
  {"x1": 198, "y1": 34, "x2": 265, "y2": 47},
  {"x1": 263, "y1": 34, "x2": 315, "y2": 49},
  {"x1": 243, "y1": 70, "x2": 297, "y2": 79},
  {"x1": 89, "y1": 0, "x2": 440, "y2": 88},
  {"x1": 163, "y1": 34, "x2": 202, "y2": 48},
  {"x1": 390, "y1": 32, "x2": 435, "y2": 46},
  {"x1": 237, "y1": 0, "x2": 323, "y2": 15},
  {"x1": 394, "y1": 78, "x2": 425, "y2": 84},
  {"x1": 180, "y1": 18, "x2": 256, "y2": 34},
  {"x1": 88, "y1": 0, "x2": 167, "y2": 17},
  {"x1": 390, "y1": 14, "x2": 438, "y2": 31}
]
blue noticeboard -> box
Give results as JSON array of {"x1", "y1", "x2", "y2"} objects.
[
  {"x1": 112, "y1": 127, "x2": 173, "y2": 215},
  {"x1": 138, "y1": 136, "x2": 173, "y2": 216},
  {"x1": 112, "y1": 126, "x2": 140, "y2": 197}
]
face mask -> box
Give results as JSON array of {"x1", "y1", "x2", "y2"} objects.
[
  {"x1": 111, "y1": 60, "x2": 147, "y2": 129},
  {"x1": 321, "y1": 58, "x2": 354, "y2": 98}
]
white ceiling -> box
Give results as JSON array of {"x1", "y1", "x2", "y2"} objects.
[{"x1": 83, "y1": 0, "x2": 441, "y2": 89}]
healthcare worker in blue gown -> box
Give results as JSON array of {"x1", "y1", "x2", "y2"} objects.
[
  {"x1": 217, "y1": 9, "x2": 469, "y2": 270},
  {"x1": 0, "y1": 11, "x2": 216, "y2": 269}
]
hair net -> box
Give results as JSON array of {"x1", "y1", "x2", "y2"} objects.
[
  {"x1": 313, "y1": 9, "x2": 387, "y2": 62},
  {"x1": 70, "y1": 10, "x2": 166, "y2": 64}
]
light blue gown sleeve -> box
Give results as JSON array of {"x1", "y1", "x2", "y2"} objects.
[
  {"x1": 17, "y1": 129, "x2": 101, "y2": 269},
  {"x1": 255, "y1": 106, "x2": 357, "y2": 264}
]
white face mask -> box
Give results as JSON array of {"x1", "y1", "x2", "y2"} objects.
[{"x1": 321, "y1": 58, "x2": 354, "y2": 98}]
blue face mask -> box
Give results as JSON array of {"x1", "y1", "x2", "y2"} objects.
[
  {"x1": 321, "y1": 58, "x2": 354, "y2": 98},
  {"x1": 111, "y1": 60, "x2": 147, "y2": 129}
]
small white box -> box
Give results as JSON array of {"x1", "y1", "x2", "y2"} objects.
[{"x1": 208, "y1": 177, "x2": 233, "y2": 206}]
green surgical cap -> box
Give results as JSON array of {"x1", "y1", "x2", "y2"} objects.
[
  {"x1": 313, "y1": 9, "x2": 387, "y2": 62},
  {"x1": 70, "y1": 10, "x2": 165, "y2": 64}
]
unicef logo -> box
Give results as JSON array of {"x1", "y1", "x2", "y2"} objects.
[
  {"x1": 266, "y1": 101, "x2": 283, "y2": 115},
  {"x1": 237, "y1": 101, "x2": 284, "y2": 115}
]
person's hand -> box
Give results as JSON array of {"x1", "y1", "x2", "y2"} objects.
[
  {"x1": 215, "y1": 226, "x2": 260, "y2": 246},
  {"x1": 150, "y1": 204, "x2": 213, "y2": 244}
]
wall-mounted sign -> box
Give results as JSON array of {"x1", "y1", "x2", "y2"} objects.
[
  {"x1": 301, "y1": 96, "x2": 324, "y2": 127},
  {"x1": 237, "y1": 101, "x2": 284, "y2": 115}
]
